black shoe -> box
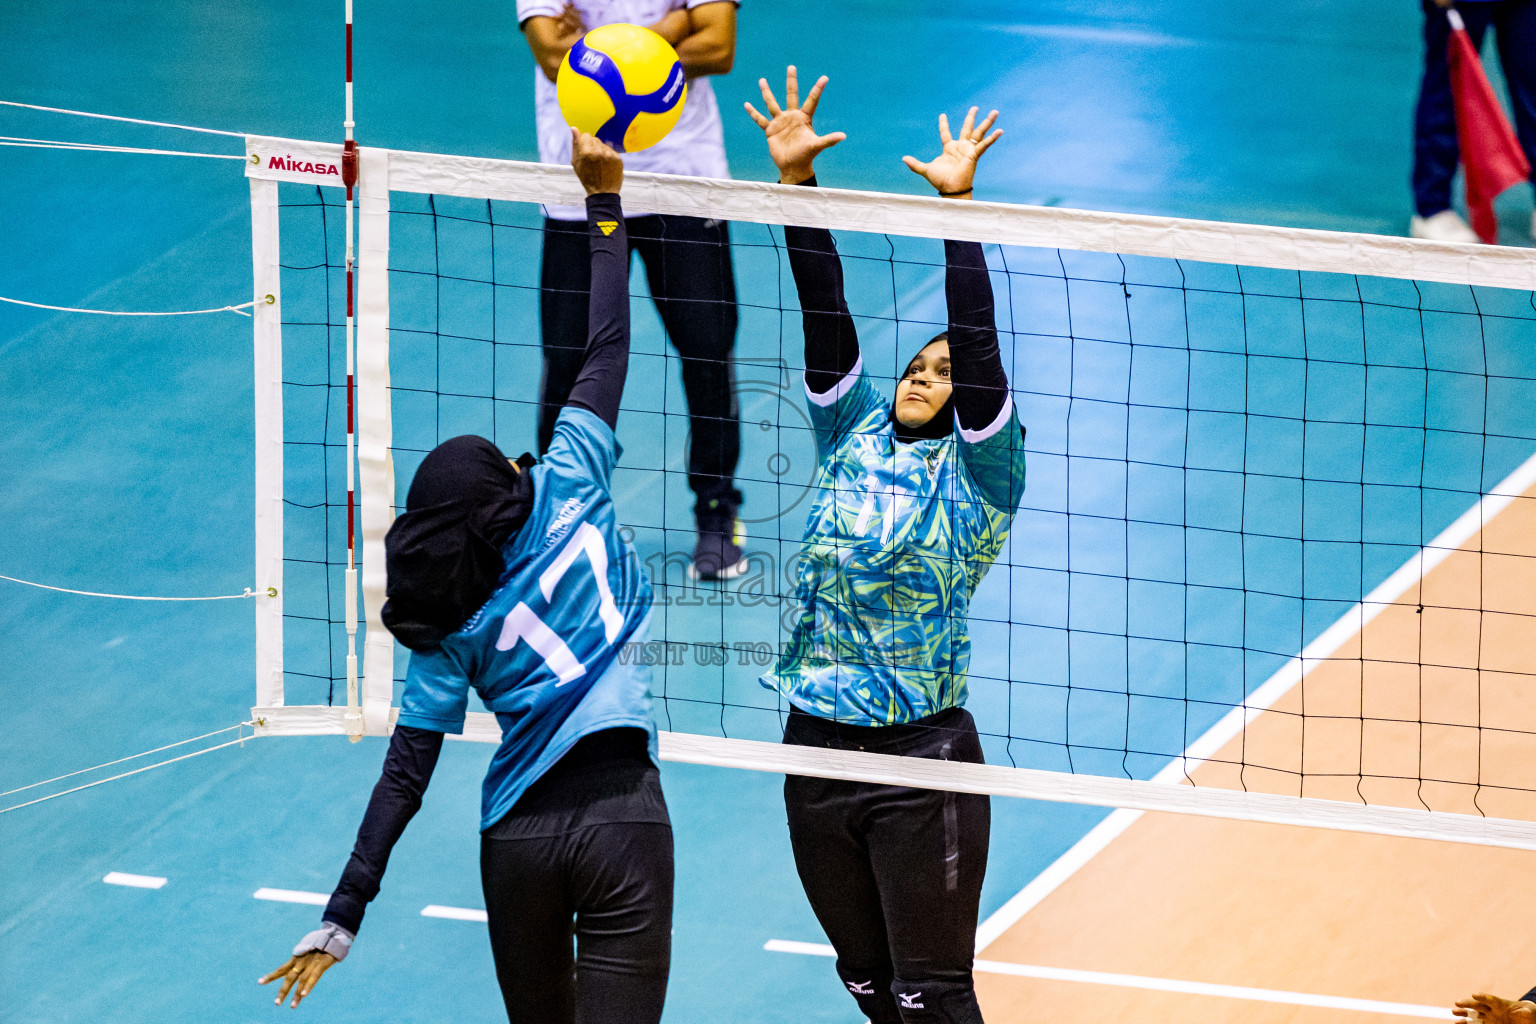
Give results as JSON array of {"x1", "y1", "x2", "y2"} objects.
[{"x1": 689, "y1": 497, "x2": 747, "y2": 581}]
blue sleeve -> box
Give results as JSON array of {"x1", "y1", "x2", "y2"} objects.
[
  {"x1": 805, "y1": 369, "x2": 887, "y2": 463},
  {"x1": 959, "y1": 398, "x2": 1027, "y2": 511},
  {"x1": 542, "y1": 405, "x2": 621, "y2": 492},
  {"x1": 396, "y1": 644, "x2": 472, "y2": 734}
]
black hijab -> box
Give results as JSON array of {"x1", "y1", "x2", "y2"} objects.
[
  {"x1": 381, "y1": 435, "x2": 537, "y2": 651},
  {"x1": 891, "y1": 335, "x2": 955, "y2": 444}
]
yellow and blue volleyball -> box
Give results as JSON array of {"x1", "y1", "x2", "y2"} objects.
[{"x1": 557, "y1": 24, "x2": 687, "y2": 153}]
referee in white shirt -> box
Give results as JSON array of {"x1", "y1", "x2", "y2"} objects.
[{"x1": 520, "y1": 0, "x2": 746, "y2": 580}]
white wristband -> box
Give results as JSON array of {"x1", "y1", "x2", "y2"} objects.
[{"x1": 293, "y1": 922, "x2": 355, "y2": 962}]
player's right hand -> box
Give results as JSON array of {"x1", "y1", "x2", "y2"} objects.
[
  {"x1": 744, "y1": 65, "x2": 846, "y2": 186},
  {"x1": 571, "y1": 129, "x2": 625, "y2": 195},
  {"x1": 259, "y1": 950, "x2": 338, "y2": 1009}
]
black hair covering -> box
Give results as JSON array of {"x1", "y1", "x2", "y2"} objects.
[
  {"x1": 381, "y1": 435, "x2": 537, "y2": 651},
  {"x1": 891, "y1": 333, "x2": 956, "y2": 444}
]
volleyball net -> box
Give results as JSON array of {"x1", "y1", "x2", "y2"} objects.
[{"x1": 245, "y1": 135, "x2": 1536, "y2": 850}]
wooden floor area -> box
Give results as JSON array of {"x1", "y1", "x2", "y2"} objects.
[{"x1": 976, "y1": 479, "x2": 1536, "y2": 1022}]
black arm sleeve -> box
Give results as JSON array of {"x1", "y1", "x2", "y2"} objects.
[
  {"x1": 1523, "y1": 986, "x2": 1536, "y2": 1004},
  {"x1": 783, "y1": 177, "x2": 860, "y2": 395},
  {"x1": 566, "y1": 192, "x2": 630, "y2": 431},
  {"x1": 322, "y1": 724, "x2": 445, "y2": 934},
  {"x1": 945, "y1": 238, "x2": 1011, "y2": 434}
]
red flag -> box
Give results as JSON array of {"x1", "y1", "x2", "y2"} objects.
[{"x1": 1446, "y1": 7, "x2": 1531, "y2": 244}]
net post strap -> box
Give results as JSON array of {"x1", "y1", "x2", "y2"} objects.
[
  {"x1": 250, "y1": 176, "x2": 284, "y2": 708},
  {"x1": 247, "y1": 707, "x2": 1536, "y2": 852},
  {"x1": 357, "y1": 145, "x2": 395, "y2": 735}
]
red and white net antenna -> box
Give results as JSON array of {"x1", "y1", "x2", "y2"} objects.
[{"x1": 342, "y1": 0, "x2": 362, "y2": 742}]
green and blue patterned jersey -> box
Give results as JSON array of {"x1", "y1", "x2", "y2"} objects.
[{"x1": 762, "y1": 361, "x2": 1028, "y2": 725}]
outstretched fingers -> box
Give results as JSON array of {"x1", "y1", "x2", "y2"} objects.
[
  {"x1": 974, "y1": 128, "x2": 1003, "y2": 158},
  {"x1": 801, "y1": 75, "x2": 830, "y2": 117},
  {"x1": 785, "y1": 65, "x2": 800, "y2": 111},
  {"x1": 288, "y1": 960, "x2": 327, "y2": 1008},
  {"x1": 901, "y1": 155, "x2": 930, "y2": 177},
  {"x1": 973, "y1": 109, "x2": 999, "y2": 141},
  {"x1": 275, "y1": 964, "x2": 301, "y2": 1006},
  {"x1": 258, "y1": 958, "x2": 296, "y2": 988},
  {"x1": 813, "y1": 131, "x2": 847, "y2": 154},
  {"x1": 757, "y1": 77, "x2": 783, "y2": 118},
  {"x1": 959, "y1": 106, "x2": 978, "y2": 140},
  {"x1": 743, "y1": 101, "x2": 770, "y2": 129},
  {"x1": 938, "y1": 111, "x2": 953, "y2": 145}
]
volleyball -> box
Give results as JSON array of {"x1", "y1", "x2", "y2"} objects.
[{"x1": 557, "y1": 23, "x2": 687, "y2": 153}]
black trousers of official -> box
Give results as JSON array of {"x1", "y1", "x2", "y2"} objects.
[
  {"x1": 539, "y1": 214, "x2": 741, "y2": 507},
  {"x1": 480, "y1": 733, "x2": 673, "y2": 1024},
  {"x1": 783, "y1": 707, "x2": 990, "y2": 1024}
]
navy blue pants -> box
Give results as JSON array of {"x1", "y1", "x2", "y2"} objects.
[{"x1": 1412, "y1": 0, "x2": 1536, "y2": 217}]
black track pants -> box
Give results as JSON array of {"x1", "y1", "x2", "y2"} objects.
[
  {"x1": 538, "y1": 213, "x2": 740, "y2": 506},
  {"x1": 479, "y1": 735, "x2": 673, "y2": 1024},
  {"x1": 783, "y1": 706, "x2": 990, "y2": 1024}
]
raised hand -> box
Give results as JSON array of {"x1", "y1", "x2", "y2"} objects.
[
  {"x1": 258, "y1": 950, "x2": 338, "y2": 1009},
  {"x1": 744, "y1": 65, "x2": 846, "y2": 185},
  {"x1": 902, "y1": 107, "x2": 1003, "y2": 199},
  {"x1": 571, "y1": 128, "x2": 624, "y2": 195},
  {"x1": 1454, "y1": 993, "x2": 1536, "y2": 1023}
]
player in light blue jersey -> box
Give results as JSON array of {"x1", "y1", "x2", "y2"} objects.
[
  {"x1": 261, "y1": 131, "x2": 673, "y2": 1024},
  {"x1": 746, "y1": 68, "x2": 1024, "y2": 1024}
]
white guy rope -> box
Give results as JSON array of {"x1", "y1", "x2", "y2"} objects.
[
  {"x1": 0, "y1": 294, "x2": 257, "y2": 317},
  {"x1": 0, "y1": 136, "x2": 246, "y2": 160},
  {"x1": 0, "y1": 99, "x2": 246, "y2": 136},
  {"x1": 0, "y1": 723, "x2": 251, "y2": 797},
  {"x1": 0, "y1": 573, "x2": 268, "y2": 601},
  {"x1": 0, "y1": 724, "x2": 253, "y2": 814}
]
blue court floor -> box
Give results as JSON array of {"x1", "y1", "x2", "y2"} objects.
[{"x1": 3, "y1": 2, "x2": 1535, "y2": 1022}]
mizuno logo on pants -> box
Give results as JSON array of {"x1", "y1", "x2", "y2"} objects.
[
  {"x1": 846, "y1": 980, "x2": 874, "y2": 995},
  {"x1": 899, "y1": 992, "x2": 924, "y2": 1009}
]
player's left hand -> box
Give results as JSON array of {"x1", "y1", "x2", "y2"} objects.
[
  {"x1": 1454, "y1": 993, "x2": 1536, "y2": 1023},
  {"x1": 902, "y1": 107, "x2": 1002, "y2": 199},
  {"x1": 571, "y1": 129, "x2": 624, "y2": 195},
  {"x1": 258, "y1": 951, "x2": 338, "y2": 1009}
]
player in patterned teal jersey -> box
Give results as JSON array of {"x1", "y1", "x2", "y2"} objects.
[
  {"x1": 746, "y1": 68, "x2": 1023, "y2": 1024},
  {"x1": 260, "y1": 131, "x2": 673, "y2": 1024}
]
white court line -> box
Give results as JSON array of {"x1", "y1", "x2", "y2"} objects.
[
  {"x1": 973, "y1": 448, "x2": 1536, "y2": 953},
  {"x1": 764, "y1": 940, "x2": 1449, "y2": 1019},
  {"x1": 102, "y1": 871, "x2": 166, "y2": 889},
  {"x1": 421, "y1": 905, "x2": 488, "y2": 922},
  {"x1": 253, "y1": 887, "x2": 329, "y2": 906}
]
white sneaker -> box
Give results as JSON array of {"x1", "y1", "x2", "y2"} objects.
[{"x1": 1410, "y1": 209, "x2": 1480, "y2": 243}]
